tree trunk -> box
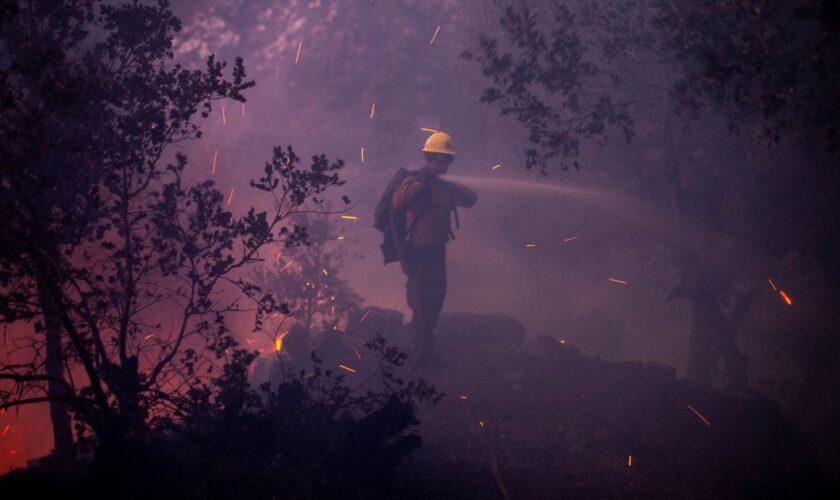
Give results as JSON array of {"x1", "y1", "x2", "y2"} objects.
[{"x1": 36, "y1": 277, "x2": 74, "y2": 454}]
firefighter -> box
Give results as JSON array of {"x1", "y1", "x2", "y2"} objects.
[{"x1": 391, "y1": 131, "x2": 477, "y2": 366}]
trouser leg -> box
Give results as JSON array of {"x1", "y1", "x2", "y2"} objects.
[{"x1": 405, "y1": 245, "x2": 447, "y2": 358}]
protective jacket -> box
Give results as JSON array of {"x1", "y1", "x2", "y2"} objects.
[{"x1": 391, "y1": 171, "x2": 477, "y2": 247}]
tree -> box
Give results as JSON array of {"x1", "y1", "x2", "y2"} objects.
[
  {"x1": 0, "y1": 0, "x2": 349, "y2": 468},
  {"x1": 464, "y1": 1, "x2": 840, "y2": 394}
]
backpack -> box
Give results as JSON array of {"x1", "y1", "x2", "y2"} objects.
[{"x1": 374, "y1": 168, "x2": 412, "y2": 265}]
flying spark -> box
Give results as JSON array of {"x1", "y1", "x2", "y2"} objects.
[
  {"x1": 278, "y1": 261, "x2": 293, "y2": 273},
  {"x1": 459, "y1": 395, "x2": 469, "y2": 400},
  {"x1": 608, "y1": 278, "x2": 628, "y2": 285},
  {"x1": 768, "y1": 278, "x2": 777, "y2": 290},
  {"x1": 274, "y1": 332, "x2": 288, "y2": 352},
  {"x1": 340, "y1": 215, "x2": 358, "y2": 221},
  {"x1": 322, "y1": 269, "x2": 329, "y2": 276},
  {"x1": 295, "y1": 41, "x2": 302, "y2": 64},
  {"x1": 353, "y1": 348, "x2": 362, "y2": 360},
  {"x1": 143, "y1": 334, "x2": 155, "y2": 340},
  {"x1": 420, "y1": 127, "x2": 439, "y2": 133},
  {"x1": 359, "y1": 309, "x2": 373, "y2": 324},
  {"x1": 369, "y1": 102, "x2": 376, "y2": 119},
  {"x1": 360, "y1": 146, "x2": 365, "y2": 163},
  {"x1": 526, "y1": 243, "x2": 537, "y2": 248},
  {"x1": 222, "y1": 104, "x2": 226, "y2": 125},
  {"x1": 429, "y1": 25, "x2": 441, "y2": 45},
  {"x1": 686, "y1": 404, "x2": 712, "y2": 426},
  {"x1": 337, "y1": 236, "x2": 345, "y2": 240},
  {"x1": 564, "y1": 236, "x2": 579, "y2": 242},
  {"x1": 226, "y1": 188, "x2": 235, "y2": 205},
  {"x1": 559, "y1": 339, "x2": 566, "y2": 344},
  {"x1": 627, "y1": 455, "x2": 633, "y2": 467},
  {"x1": 212, "y1": 150, "x2": 218, "y2": 176},
  {"x1": 241, "y1": 102, "x2": 246, "y2": 117},
  {"x1": 779, "y1": 290, "x2": 793, "y2": 306},
  {"x1": 339, "y1": 364, "x2": 357, "y2": 373},
  {"x1": 478, "y1": 420, "x2": 485, "y2": 428},
  {"x1": 1, "y1": 425, "x2": 10, "y2": 437},
  {"x1": 491, "y1": 164, "x2": 501, "y2": 170}
]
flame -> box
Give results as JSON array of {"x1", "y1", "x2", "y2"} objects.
[
  {"x1": 779, "y1": 290, "x2": 793, "y2": 306},
  {"x1": 608, "y1": 278, "x2": 628, "y2": 285},
  {"x1": 274, "y1": 332, "x2": 288, "y2": 352},
  {"x1": 295, "y1": 41, "x2": 302, "y2": 64},
  {"x1": 687, "y1": 404, "x2": 712, "y2": 426},
  {"x1": 429, "y1": 25, "x2": 441, "y2": 45},
  {"x1": 338, "y1": 364, "x2": 357, "y2": 373}
]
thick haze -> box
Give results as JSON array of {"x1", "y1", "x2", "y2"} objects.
[{"x1": 3, "y1": 0, "x2": 826, "y2": 473}]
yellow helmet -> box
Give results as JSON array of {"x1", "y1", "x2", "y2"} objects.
[{"x1": 421, "y1": 131, "x2": 456, "y2": 155}]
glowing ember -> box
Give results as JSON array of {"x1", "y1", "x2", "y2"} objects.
[
  {"x1": 1, "y1": 425, "x2": 10, "y2": 438},
  {"x1": 627, "y1": 455, "x2": 633, "y2": 467},
  {"x1": 768, "y1": 278, "x2": 777, "y2": 290},
  {"x1": 608, "y1": 278, "x2": 628, "y2": 285},
  {"x1": 295, "y1": 41, "x2": 302, "y2": 64},
  {"x1": 559, "y1": 339, "x2": 566, "y2": 344},
  {"x1": 478, "y1": 420, "x2": 485, "y2": 428},
  {"x1": 686, "y1": 404, "x2": 712, "y2": 426},
  {"x1": 779, "y1": 290, "x2": 793, "y2": 306},
  {"x1": 564, "y1": 236, "x2": 579, "y2": 242},
  {"x1": 526, "y1": 243, "x2": 537, "y2": 248},
  {"x1": 212, "y1": 150, "x2": 218, "y2": 176},
  {"x1": 369, "y1": 102, "x2": 376, "y2": 119},
  {"x1": 353, "y1": 347, "x2": 362, "y2": 360},
  {"x1": 340, "y1": 215, "x2": 358, "y2": 221},
  {"x1": 226, "y1": 188, "x2": 235, "y2": 205},
  {"x1": 337, "y1": 236, "x2": 345, "y2": 240},
  {"x1": 143, "y1": 334, "x2": 155, "y2": 340},
  {"x1": 360, "y1": 146, "x2": 365, "y2": 163},
  {"x1": 459, "y1": 395, "x2": 468, "y2": 400},
  {"x1": 222, "y1": 104, "x2": 226, "y2": 125},
  {"x1": 339, "y1": 364, "x2": 357, "y2": 373},
  {"x1": 420, "y1": 127, "x2": 439, "y2": 133},
  {"x1": 322, "y1": 269, "x2": 329, "y2": 276},
  {"x1": 491, "y1": 164, "x2": 501, "y2": 170},
  {"x1": 278, "y1": 261, "x2": 293, "y2": 273},
  {"x1": 359, "y1": 309, "x2": 373, "y2": 324},
  {"x1": 429, "y1": 25, "x2": 441, "y2": 45}
]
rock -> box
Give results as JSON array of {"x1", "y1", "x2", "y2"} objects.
[
  {"x1": 435, "y1": 311, "x2": 527, "y2": 352},
  {"x1": 346, "y1": 306, "x2": 405, "y2": 339}
]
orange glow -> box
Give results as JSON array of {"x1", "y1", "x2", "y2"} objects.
[
  {"x1": 608, "y1": 278, "x2": 628, "y2": 285},
  {"x1": 627, "y1": 455, "x2": 632, "y2": 467},
  {"x1": 226, "y1": 188, "x2": 235, "y2": 206},
  {"x1": 429, "y1": 25, "x2": 441, "y2": 45},
  {"x1": 369, "y1": 102, "x2": 376, "y2": 119},
  {"x1": 687, "y1": 404, "x2": 712, "y2": 426},
  {"x1": 274, "y1": 332, "x2": 288, "y2": 352},
  {"x1": 211, "y1": 150, "x2": 218, "y2": 176},
  {"x1": 295, "y1": 41, "x2": 302, "y2": 64},
  {"x1": 1, "y1": 425, "x2": 10, "y2": 437},
  {"x1": 339, "y1": 364, "x2": 357, "y2": 373},
  {"x1": 564, "y1": 236, "x2": 579, "y2": 242},
  {"x1": 779, "y1": 290, "x2": 793, "y2": 306},
  {"x1": 340, "y1": 215, "x2": 358, "y2": 221},
  {"x1": 768, "y1": 278, "x2": 777, "y2": 290}
]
